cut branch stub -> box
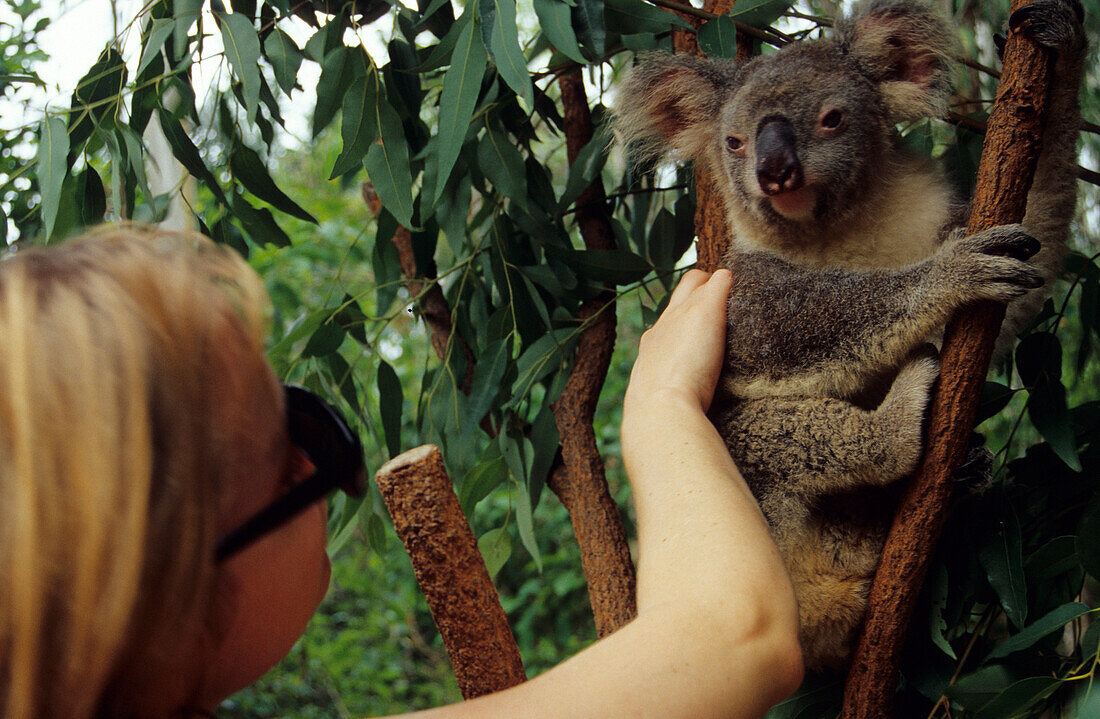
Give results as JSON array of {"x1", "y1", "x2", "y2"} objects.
[
  {"x1": 375, "y1": 445, "x2": 527, "y2": 699},
  {"x1": 841, "y1": 3, "x2": 1055, "y2": 717},
  {"x1": 553, "y1": 67, "x2": 638, "y2": 636}
]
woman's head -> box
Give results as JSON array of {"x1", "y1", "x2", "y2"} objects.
[{"x1": 0, "y1": 225, "x2": 320, "y2": 718}]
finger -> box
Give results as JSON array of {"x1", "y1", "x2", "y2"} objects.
[{"x1": 665, "y1": 269, "x2": 711, "y2": 311}]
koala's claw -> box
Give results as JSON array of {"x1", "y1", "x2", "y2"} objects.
[
  {"x1": 954, "y1": 433, "x2": 995, "y2": 494},
  {"x1": 959, "y1": 224, "x2": 1041, "y2": 260},
  {"x1": 1010, "y1": 0, "x2": 1084, "y2": 50}
]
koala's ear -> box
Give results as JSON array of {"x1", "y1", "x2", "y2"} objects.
[
  {"x1": 835, "y1": 0, "x2": 955, "y2": 121},
  {"x1": 613, "y1": 53, "x2": 735, "y2": 169}
]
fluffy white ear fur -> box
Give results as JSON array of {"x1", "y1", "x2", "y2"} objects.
[
  {"x1": 613, "y1": 54, "x2": 733, "y2": 170},
  {"x1": 837, "y1": 0, "x2": 955, "y2": 121}
]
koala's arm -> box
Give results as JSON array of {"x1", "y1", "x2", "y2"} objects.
[
  {"x1": 721, "y1": 225, "x2": 1043, "y2": 400},
  {"x1": 1003, "y1": 0, "x2": 1087, "y2": 346}
]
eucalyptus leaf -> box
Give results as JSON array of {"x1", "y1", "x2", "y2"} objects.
[
  {"x1": 330, "y1": 73, "x2": 381, "y2": 179},
  {"x1": 979, "y1": 509, "x2": 1028, "y2": 629},
  {"x1": 604, "y1": 0, "x2": 691, "y2": 35},
  {"x1": 302, "y1": 320, "x2": 345, "y2": 357},
  {"x1": 985, "y1": 602, "x2": 1091, "y2": 660},
  {"x1": 729, "y1": 0, "x2": 794, "y2": 27},
  {"x1": 215, "y1": 12, "x2": 262, "y2": 124},
  {"x1": 972, "y1": 677, "x2": 1060, "y2": 719},
  {"x1": 545, "y1": 246, "x2": 651, "y2": 285},
  {"x1": 698, "y1": 15, "x2": 738, "y2": 58},
  {"x1": 1027, "y1": 376, "x2": 1081, "y2": 471},
  {"x1": 477, "y1": 123, "x2": 527, "y2": 203},
  {"x1": 36, "y1": 116, "x2": 69, "y2": 240},
  {"x1": 377, "y1": 360, "x2": 404, "y2": 459},
  {"x1": 459, "y1": 456, "x2": 508, "y2": 514},
  {"x1": 364, "y1": 99, "x2": 415, "y2": 228},
  {"x1": 558, "y1": 124, "x2": 610, "y2": 210},
  {"x1": 570, "y1": 0, "x2": 605, "y2": 61},
  {"x1": 263, "y1": 27, "x2": 303, "y2": 95},
  {"x1": 483, "y1": 0, "x2": 533, "y2": 106},
  {"x1": 230, "y1": 144, "x2": 317, "y2": 222},
  {"x1": 533, "y1": 0, "x2": 588, "y2": 64},
  {"x1": 478, "y1": 528, "x2": 513, "y2": 578},
  {"x1": 156, "y1": 108, "x2": 229, "y2": 206},
  {"x1": 137, "y1": 18, "x2": 175, "y2": 77},
  {"x1": 230, "y1": 193, "x2": 291, "y2": 247},
  {"x1": 431, "y1": 20, "x2": 487, "y2": 206}
]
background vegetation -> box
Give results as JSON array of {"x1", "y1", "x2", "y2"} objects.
[{"x1": 1, "y1": 0, "x2": 1099, "y2": 716}]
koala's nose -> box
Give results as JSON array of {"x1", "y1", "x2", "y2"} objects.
[{"x1": 755, "y1": 119, "x2": 804, "y2": 196}]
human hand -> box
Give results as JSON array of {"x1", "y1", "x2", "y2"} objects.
[{"x1": 624, "y1": 269, "x2": 733, "y2": 418}]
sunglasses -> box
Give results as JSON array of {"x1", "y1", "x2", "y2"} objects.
[{"x1": 215, "y1": 385, "x2": 366, "y2": 562}]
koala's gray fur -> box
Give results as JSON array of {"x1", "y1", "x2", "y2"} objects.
[{"x1": 615, "y1": 0, "x2": 1085, "y2": 671}]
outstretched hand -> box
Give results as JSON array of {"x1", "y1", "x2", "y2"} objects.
[{"x1": 624, "y1": 269, "x2": 733, "y2": 417}]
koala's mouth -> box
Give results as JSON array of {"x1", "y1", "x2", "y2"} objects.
[{"x1": 765, "y1": 186, "x2": 817, "y2": 221}]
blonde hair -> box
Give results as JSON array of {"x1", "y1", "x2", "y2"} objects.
[{"x1": 0, "y1": 224, "x2": 270, "y2": 719}]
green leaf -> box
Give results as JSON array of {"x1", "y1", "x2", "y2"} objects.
[
  {"x1": 302, "y1": 320, "x2": 345, "y2": 357},
  {"x1": 698, "y1": 15, "x2": 738, "y2": 58},
  {"x1": 156, "y1": 108, "x2": 229, "y2": 206},
  {"x1": 512, "y1": 457, "x2": 543, "y2": 576},
  {"x1": 945, "y1": 666, "x2": 1012, "y2": 709},
  {"x1": 1076, "y1": 501, "x2": 1100, "y2": 581},
  {"x1": 36, "y1": 116, "x2": 69, "y2": 240},
  {"x1": 1028, "y1": 377, "x2": 1081, "y2": 471},
  {"x1": 467, "y1": 339, "x2": 510, "y2": 429},
  {"x1": 478, "y1": 527, "x2": 513, "y2": 578},
  {"x1": 973, "y1": 677, "x2": 1061, "y2": 719},
  {"x1": 571, "y1": 0, "x2": 605, "y2": 63},
  {"x1": 230, "y1": 193, "x2": 291, "y2": 247},
  {"x1": 511, "y1": 327, "x2": 578, "y2": 400},
  {"x1": 330, "y1": 73, "x2": 381, "y2": 179},
  {"x1": 604, "y1": 0, "x2": 691, "y2": 35},
  {"x1": 558, "y1": 124, "x2": 610, "y2": 210},
  {"x1": 431, "y1": 19, "x2": 487, "y2": 206},
  {"x1": 929, "y1": 564, "x2": 957, "y2": 659},
  {"x1": 364, "y1": 99, "x2": 415, "y2": 228},
  {"x1": 979, "y1": 509, "x2": 1028, "y2": 629},
  {"x1": 477, "y1": 122, "x2": 527, "y2": 203},
  {"x1": 1016, "y1": 331, "x2": 1061, "y2": 385},
  {"x1": 545, "y1": 246, "x2": 652, "y2": 285},
  {"x1": 377, "y1": 360, "x2": 403, "y2": 459},
  {"x1": 533, "y1": 0, "x2": 588, "y2": 64},
  {"x1": 75, "y1": 167, "x2": 106, "y2": 227},
  {"x1": 729, "y1": 0, "x2": 794, "y2": 27},
  {"x1": 313, "y1": 47, "x2": 357, "y2": 138},
  {"x1": 215, "y1": 12, "x2": 262, "y2": 124},
  {"x1": 366, "y1": 511, "x2": 387, "y2": 552},
  {"x1": 68, "y1": 49, "x2": 127, "y2": 150},
  {"x1": 481, "y1": 0, "x2": 533, "y2": 106},
  {"x1": 137, "y1": 18, "x2": 174, "y2": 77},
  {"x1": 459, "y1": 456, "x2": 508, "y2": 514},
  {"x1": 263, "y1": 26, "x2": 303, "y2": 95},
  {"x1": 230, "y1": 144, "x2": 317, "y2": 222},
  {"x1": 978, "y1": 381, "x2": 1016, "y2": 424},
  {"x1": 985, "y1": 602, "x2": 1091, "y2": 660}
]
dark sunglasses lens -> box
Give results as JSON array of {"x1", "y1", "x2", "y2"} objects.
[{"x1": 284, "y1": 385, "x2": 365, "y2": 497}]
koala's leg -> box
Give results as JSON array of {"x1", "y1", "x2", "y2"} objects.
[{"x1": 719, "y1": 351, "x2": 939, "y2": 500}]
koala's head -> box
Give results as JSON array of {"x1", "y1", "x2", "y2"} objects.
[{"x1": 614, "y1": 0, "x2": 955, "y2": 245}]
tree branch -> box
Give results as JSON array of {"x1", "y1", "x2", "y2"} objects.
[
  {"x1": 362, "y1": 183, "x2": 475, "y2": 392},
  {"x1": 375, "y1": 445, "x2": 527, "y2": 699},
  {"x1": 841, "y1": 2, "x2": 1056, "y2": 715},
  {"x1": 549, "y1": 67, "x2": 638, "y2": 638}
]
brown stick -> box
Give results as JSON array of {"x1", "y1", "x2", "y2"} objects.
[
  {"x1": 840, "y1": 3, "x2": 1055, "y2": 716},
  {"x1": 375, "y1": 445, "x2": 527, "y2": 699},
  {"x1": 362, "y1": 183, "x2": 475, "y2": 392},
  {"x1": 551, "y1": 67, "x2": 638, "y2": 637}
]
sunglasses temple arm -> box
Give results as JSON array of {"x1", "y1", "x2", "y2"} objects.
[{"x1": 215, "y1": 474, "x2": 334, "y2": 562}]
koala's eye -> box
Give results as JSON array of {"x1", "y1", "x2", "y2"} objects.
[
  {"x1": 726, "y1": 136, "x2": 745, "y2": 153},
  {"x1": 820, "y1": 109, "x2": 845, "y2": 131}
]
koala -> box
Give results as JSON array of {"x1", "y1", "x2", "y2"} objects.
[{"x1": 614, "y1": 0, "x2": 1085, "y2": 672}]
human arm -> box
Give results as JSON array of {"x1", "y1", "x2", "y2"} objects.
[{"x1": 402, "y1": 269, "x2": 803, "y2": 719}]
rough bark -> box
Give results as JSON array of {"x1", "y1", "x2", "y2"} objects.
[
  {"x1": 362, "y1": 183, "x2": 475, "y2": 392},
  {"x1": 375, "y1": 445, "x2": 527, "y2": 699},
  {"x1": 551, "y1": 67, "x2": 638, "y2": 637},
  {"x1": 841, "y1": 4, "x2": 1055, "y2": 716},
  {"x1": 670, "y1": 0, "x2": 743, "y2": 271}
]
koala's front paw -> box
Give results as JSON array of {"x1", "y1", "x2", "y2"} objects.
[
  {"x1": 1010, "y1": 0, "x2": 1085, "y2": 51},
  {"x1": 941, "y1": 224, "x2": 1044, "y2": 304}
]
